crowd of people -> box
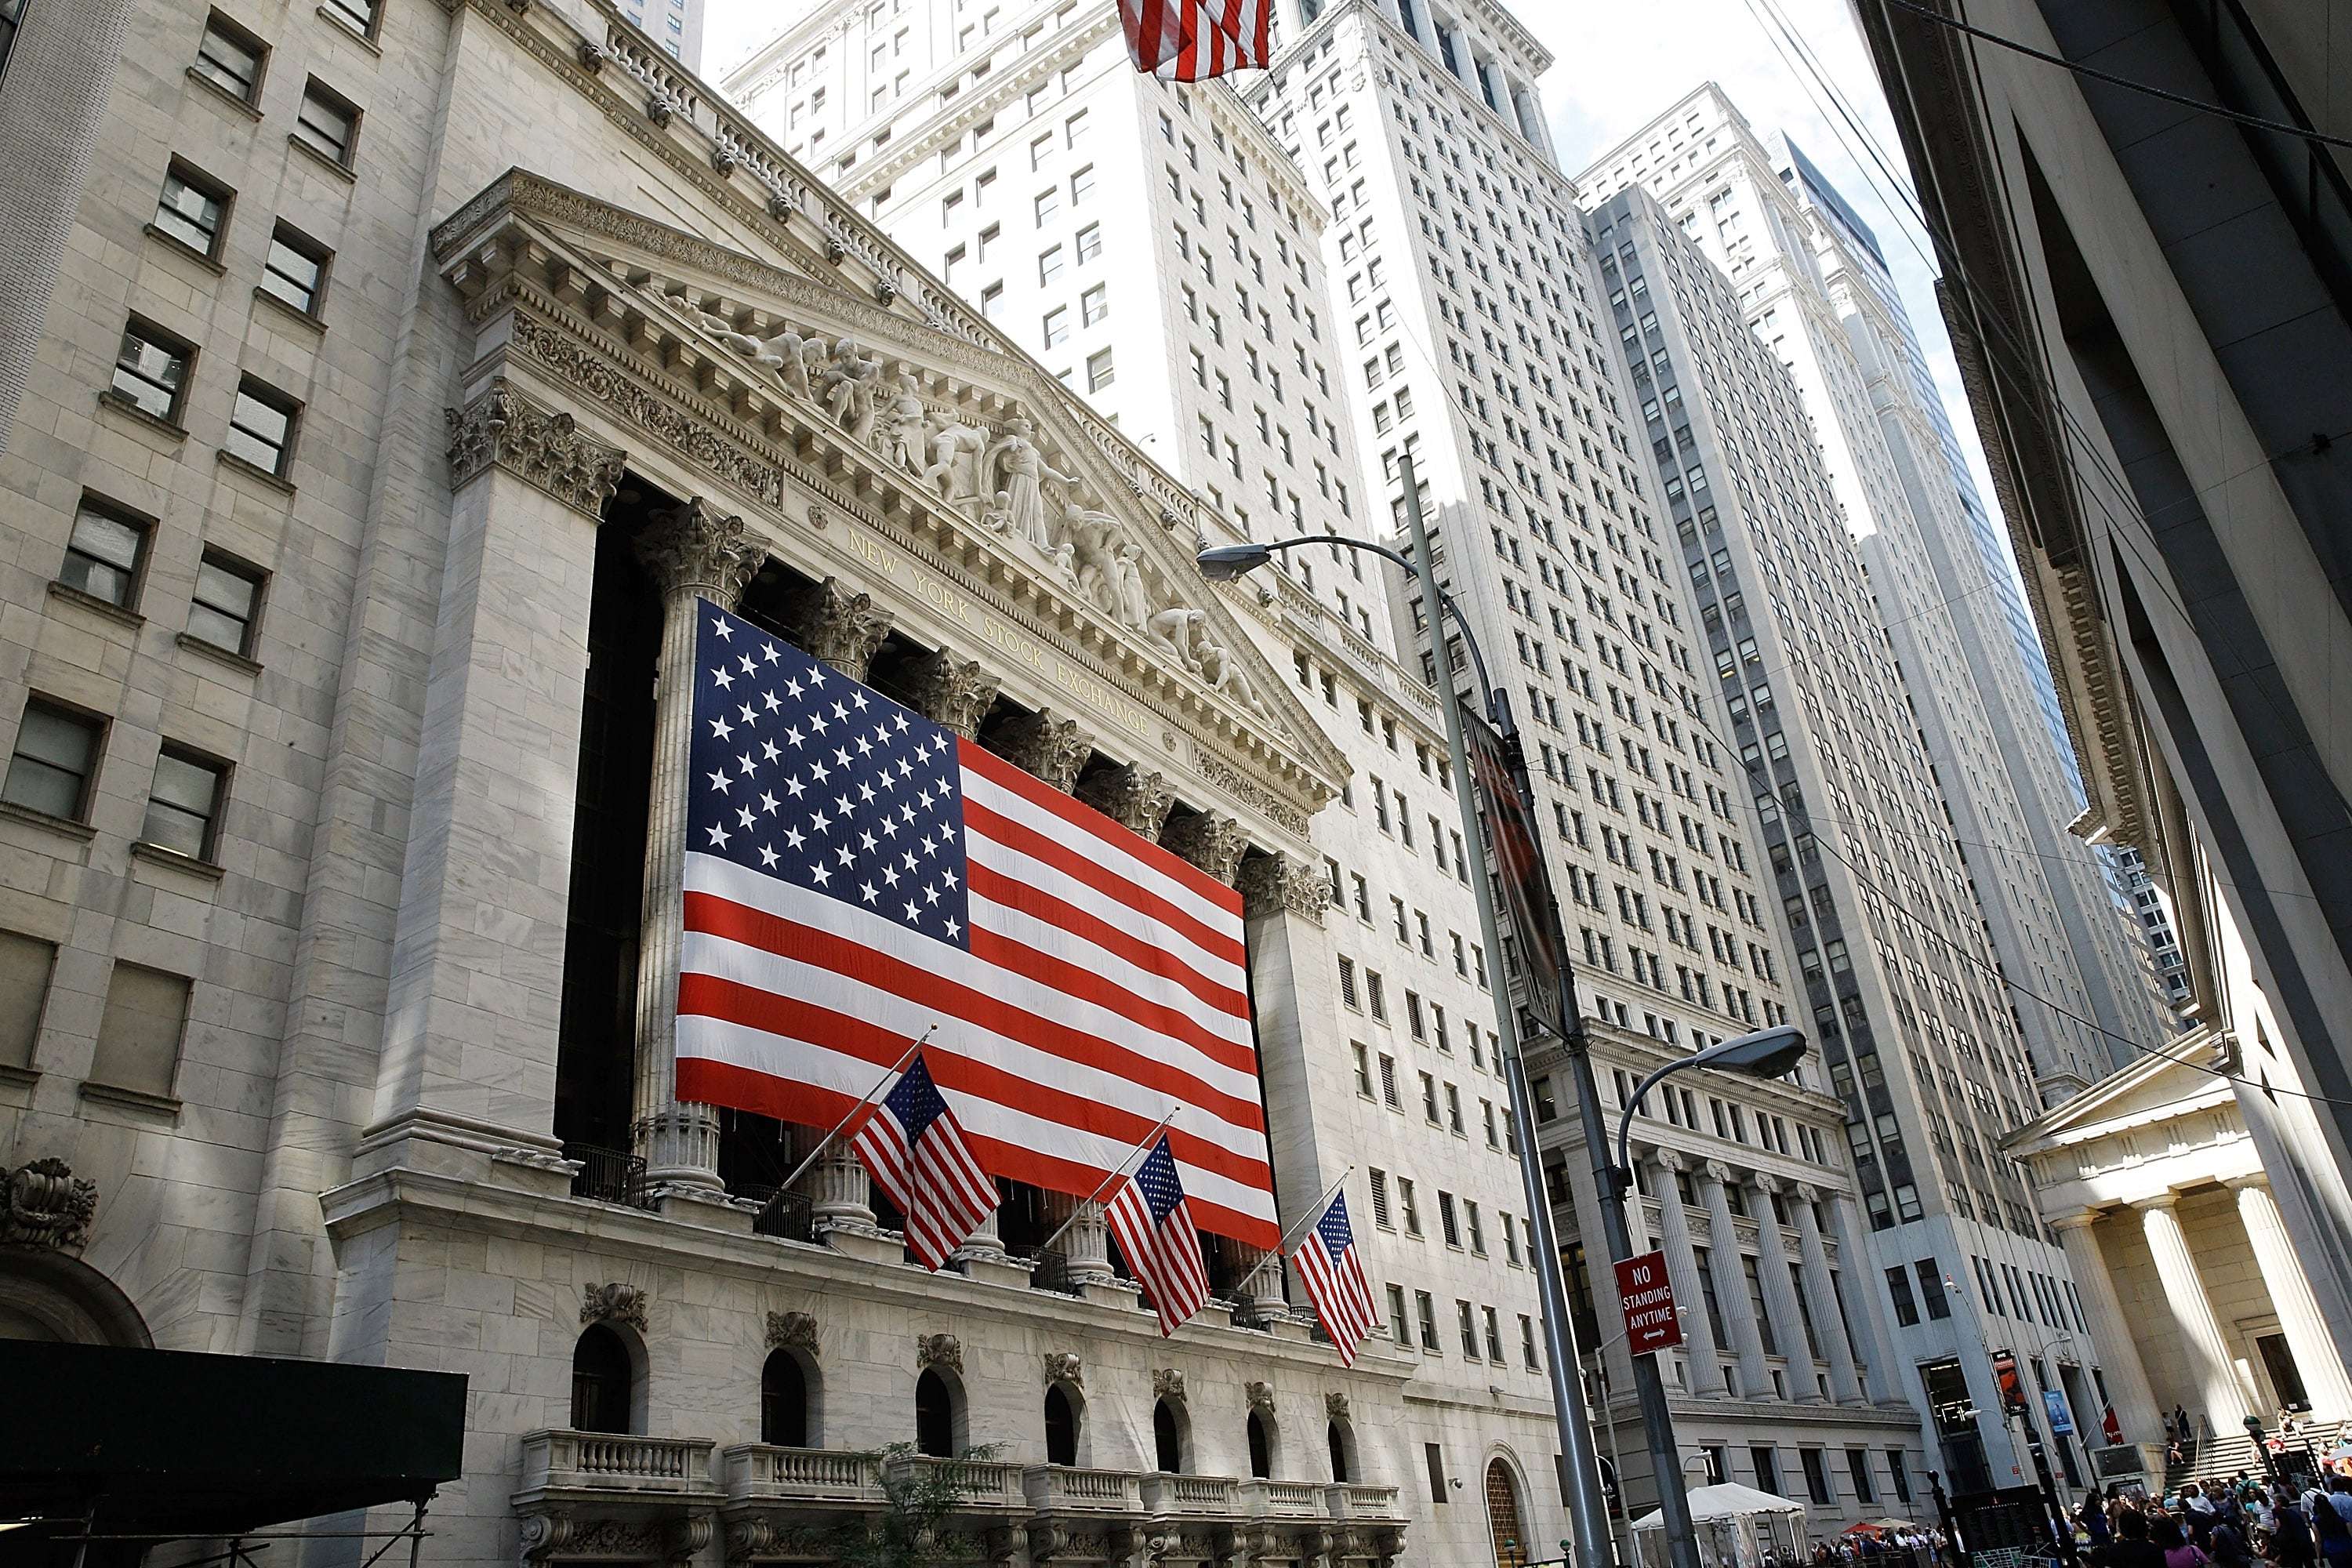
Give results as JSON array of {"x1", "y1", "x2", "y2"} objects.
[
  {"x1": 1806, "y1": 1529, "x2": 1947, "y2": 1566},
  {"x1": 2079, "y1": 1475, "x2": 2352, "y2": 1568}
]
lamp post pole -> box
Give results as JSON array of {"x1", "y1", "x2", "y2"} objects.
[{"x1": 1391, "y1": 457, "x2": 1617, "y2": 1568}]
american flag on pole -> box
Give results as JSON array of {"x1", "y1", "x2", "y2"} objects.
[
  {"x1": 1117, "y1": 0, "x2": 1271, "y2": 81},
  {"x1": 849, "y1": 1051, "x2": 997, "y2": 1271},
  {"x1": 674, "y1": 601, "x2": 1279, "y2": 1250},
  {"x1": 1105, "y1": 1134, "x2": 1212, "y2": 1336},
  {"x1": 1291, "y1": 1189, "x2": 1378, "y2": 1366}
]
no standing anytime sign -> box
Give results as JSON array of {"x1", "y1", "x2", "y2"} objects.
[{"x1": 1616, "y1": 1250, "x2": 1684, "y2": 1355}]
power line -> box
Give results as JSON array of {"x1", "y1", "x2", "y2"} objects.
[{"x1": 1875, "y1": 0, "x2": 2352, "y2": 154}]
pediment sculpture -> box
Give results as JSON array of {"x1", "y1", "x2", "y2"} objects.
[{"x1": 679, "y1": 301, "x2": 1273, "y2": 724}]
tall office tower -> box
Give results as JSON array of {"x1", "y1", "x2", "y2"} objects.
[
  {"x1": 1581, "y1": 88, "x2": 2178, "y2": 1098},
  {"x1": 618, "y1": 0, "x2": 703, "y2": 68},
  {"x1": 1242, "y1": 0, "x2": 1932, "y2": 1538},
  {"x1": 723, "y1": 5, "x2": 1584, "y2": 1556},
  {"x1": 1588, "y1": 176, "x2": 2127, "y2": 1494}
]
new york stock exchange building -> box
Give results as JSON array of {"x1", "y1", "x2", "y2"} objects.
[{"x1": 0, "y1": 0, "x2": 1539, "y2": 1562}]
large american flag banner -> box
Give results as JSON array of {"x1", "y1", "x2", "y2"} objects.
[
  {"x1": 1105, "y1": 1134, "x2": 1212, "y2": 1336},
  {"x1": 1291, "y1": 1189, "x2": 1378, "y2": 1366},
  {"x1": 1118, "y1": 0, "x2": 1271, "y2": 81},
  {"x1": 849, "y1": 1051, "x2": 996, "y2": 1271},
  {"x1": 675, "y1": 601, "x2": 1279, "y2": 1248}
]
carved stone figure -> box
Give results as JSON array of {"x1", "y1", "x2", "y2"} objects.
[
  {"x1": 983, "y1": 416, "x2": 1053, "y2": 551},
  {"x1": 1145, "y1": 607, "x2": 1205, "y2": 671},
  {"x1": 1111, "y1": 542, "x2": 1152, "y2": 631},
  {"x1": 877, "y1": 368, "x2": 928, "y2": 475},
  {"x1": 695, "y1": 312, "x2": 815, "y2": 400},
  {"x1": 1043, "y1": 1352, "x2": 1083, "y2": 1389},
  {"x1": 765, "y1": 1309, "x2": 818, "y2": 1352},
  {"x1": 818, "y1": 338, "x2": 884, "y2": 440},
  {"x1": 916, "y1": 1332, "x2": 963, "y2": 1373},
  {"x1": 1151, "y1": 1367, "x2": 1186, "y2": 1402},
  {"x1": 1245, "y1": 1381, "x2": 1275, "y2": 1416},
  {"x1": 976, "y1": 490, "x2": 1015, "y2": 536},
  {"x1": 924, "y1": 415, "x2": 992, "y2": 501},
  {"x1": 1325, "y1": 1392, "x2": 1351, "y2": 1422},
  {"x1": 1194, "y1": 637, "x2": 1268, "y2": 717}
]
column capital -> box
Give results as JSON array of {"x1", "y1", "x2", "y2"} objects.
[
  {"x1": 1236, "y1": 851, "x2": 1329, "y2": 926},
  {"x1": 1752, "y1": 1171, "x2": 1784, "y2": 1196},
  {"x1": 983, "y1": 707, "x2": 1093, "y2": 793},
  {"x1": 895, "y1": 646, "x2": 1000, "y2": 739},
  {"x1": 2133, "y1": 1190, "x2": 2185, "y2": 1214},
  {"x1": 1075, "y1": 763, "x2": 1175, "y2": 842},
  {"x1": 1160, "y1": 812, "x2": 1249, "y2": 887},
  {"x1": 2045, "y1": 1209, "x2": 2103, "y2": 1233},
  {"x1": 786, "y1": 575, "x2": 893, "y2": 682},
  {"x1": 445, "y1": 376, "x2": 626, "y2": 518},
  {"x1": 1655, "y1": 1149, "x2": 1687, "y2": 1175},
  {"x1": 1793, "y1": 1181, "x2": 1820, "y2": 1208},
  {"x1": 635, "y1": 498, "x2": 764, "y2": 604},
  {"x1": 1702, "y1": 1160, "x2": 1735, "y2": 1187}
]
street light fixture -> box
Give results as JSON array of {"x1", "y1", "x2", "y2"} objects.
[{"x1": 1609, "y1": 1025, "x2": 1808, "y2": 1192}]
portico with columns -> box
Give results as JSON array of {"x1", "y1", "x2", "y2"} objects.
[{"x1": 2007, "y1": 1031, "x2": 2352, "y2": 1449}]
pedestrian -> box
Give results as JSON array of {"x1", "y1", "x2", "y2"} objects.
[
  {"x1": 2326, "y1": 1478, "x2": 2352, "y2": 1530},
  {"x1": 2275, "y1": 1489, "x2": 2318, "y2": 1568},
  {"x1": 2161, "y1": 1515, "x2": 2213, "y2": 1568},
  {"x1": 2107, "y1": 1508, "x2": 2171, "y2": 1568}
]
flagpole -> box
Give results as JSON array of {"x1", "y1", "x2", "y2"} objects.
[
  {"x1": 1032, "y1": 1106, "x2": 1181, "y2": 1255},
  {"x1": 1232, "y1": 1165, "x2": 1356, "y2": 1301},
  {"x1": 773, "y1": 1023, "x2": 936, "y2": 1198}
]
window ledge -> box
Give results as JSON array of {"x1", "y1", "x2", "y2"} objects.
[
  {"x1": 288, "y1": 133, "x2": 358, "y2": 183},
  {"x1": 78, "y1": 1080, "x2": 183, "y2": 1116},
  {"x1": 96, "y1": 390, "x2": 189, "y2": 444},
  {"x1": 251, "y1": 285, "x2": 326, "y2": 334},
  {"x1": 176, "y1": 630, "x2": 262, "y2": 676},
  {"x1": 47, "y1": 580, "x2": 146, "y2": 630},
  {"x1": 131, "y1": 840, "x2": 227, "y2": 881},
  {"x1": 316, "y1": 6, "x2": 384, "y2": 56},
  {"x1": 185, "y1": 67, "x2": 263, "y2": 120},
  {"x1": 0, "y1": 800, "x2": 98, "y2": 843},
  {"x1": 143, "y1": 224, "x2": 228, "y2": 276},
  {"x1": 0, "y1": 1064, "x2": 38, "y2": 1088},
  {"x1": 216, "y1": 448, "x2": 297, "y2": 495}
]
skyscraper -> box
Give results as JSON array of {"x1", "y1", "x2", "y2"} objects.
[
  {"x1": 1580, "y1": 89, "x2": 2178, "y2": 1096},
  {"x1": 1586, "y1": 171, "x2": 2116, "y2": 1490}
]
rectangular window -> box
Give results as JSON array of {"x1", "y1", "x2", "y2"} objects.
[
  {"x1": 1034, "y1": 187, "x2": 1059, "y2": 226},
  {"x1": 1085, "y1": 349, "x2": 1113, "y2": 391},
  {"x1": 111, "y1": 318, "x2": 193, "y2": 423},
  {"x1": 1743, "y1": 1254, "x2": 1778, "y2": 1356},
  {"x1": 194, "y1": 12, "x2": 267, "y2": 103},
  {"x1": 4, "y1": 701, "x2": 103, "y2": 822},
  {"x1": 1420, "y1": 1070, "x2": 1439, "y2": 1123},
  {"x1": 1069, "y1": 164, "x2": 1095, "y2": 204},
  {"x1": 1352, "y1": 1041, "x2": 1374, "y2": 1098},
  {"x1": 1520, "y1": 1313, "x2": 1539, "y2": 1370},
  {"x1": 86, "y1": 963, "x2": 191, "y2": 1100},
  {"x1": 318, "y1": 0, "x2": 376, "y2": 37},
  {"x1": 1847, "y1": 1449, "x2": 1876, "y2": 1504},
  {"x1": 1388, "y1": 1283, "x2": 1410, "y2": 1345},
  {"x1": 1080, "y1": 282, "x2": 1107, "y2": 325},
  {"x1": 1887, "y1": 1450, "x2": 1911, "y2": 1504},
  {"x1": 1437, "y1": 1189, "x2": 1459, "y2": 1246},
  {"x1": 1398, "y1": 1177, "x2": 1420, "y2": 1236},
  {"x1": 58, "y1": 498, "x2": 150, "y2": 609},
  {"x1": 154, "y1": 162, "x2": 231, "y2": 258},
  {"x1": 1801, "y1": 1447, "x2": 1833, "y2": 1505},
  {"x1": 1369, "y1": 1167, "x2": 1391, "y2": 1228},
  {"x1": 1885, "y1": 1265, "x2": 1919, "y2": 1327},
  {"x1": 1465, "y1": 1200, "x2": 1483, "y2": 1255},
  {"x1": 1915, "y1": 1260, "x2": 1951, "y2": 1319},
  {"x1": 260, "y1": 223, "x2": 330, "y2": 315},
  {"x1": 1456, "y1": 1298, "x2": 1479, "y2": 1358},
  {"x1": 1038, "y1": 245, "x2": 1063, "y2": 285},
  {"x1": 1416, "y1": 1294, "x2": 1439, "y2": 1353},
  {"x1": 0, "y1": 930, "x2": 58, "y2": 1071},
  {"x1": 1378, "y1": 1053, "x2": 1398, "y2": 1108},
  {"x1": 187, "y1": 549, "x2": 264, "y2": 659},
  {"x1": 295, "y1": 78, "x2": 359, "y2": 167},
  {"x1": 1041, "y1": 306, "x2": 1069, "y2": 348},
  {"x1": 142, "y1": 746, "x2": 227, "y2": 862},
  {"x1": 1483, "y1": 1305, "x2": 1505, "y2": 1362},
  {"x1": 1751, "y1": 1446, "x2": 1780, "y2": 1497},
  {"x1": 1074, "y1": 222, "x2": 1101, "y2": 263},
  {"x1": 227, "y1": 379, "x2": 300, "y2": 477}
]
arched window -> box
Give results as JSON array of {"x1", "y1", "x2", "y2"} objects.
[
  {"x1": 1247, "y1": 1411, "x2": 1273, "y2": 1479},
  {"x1": 1328, "y1": 1421, "x2": 1352, "y2": 1483},
  {"x1": 1044, "y1": 1384, "x2": 1078, "y2": 1466},
  {"x1": 1485, "y1": 1458, "x2": 1527, "y2": 1568},
  {"x1": 572, "y1": 1324, "x2": 633, "y2": 1434},
  {"x1": 916, "y1": 1368, "x2": 956, "y2": 1458},
  {"x1": 761, "y1": 1349, "x2": 808, "y2": 1447},
  {"x1": 1152, "y1": 1399, "x2": 1183, "y2": 1473}
]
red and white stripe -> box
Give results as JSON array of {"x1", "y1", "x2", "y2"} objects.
[
  {"x1": 850, "y1": 1098, "x2": 997, "y2": 1272},
  {"x1": 676, "y1": 740, "x2": 1279, "y2": 1249},
  {"x1": 1293, "y1": 1225, "x2": 1379, "y2": 1367},
  {"x1": 1107, "y1": 1174, "x2": 1211, "y2": 1337},
  {"x1": 1118, "y1": 0, "x2": 1271, "y2": 82}
]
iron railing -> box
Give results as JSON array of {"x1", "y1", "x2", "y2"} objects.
[{"x1": 564, "y1": 1142, "x2": 652, "y2": 1209}]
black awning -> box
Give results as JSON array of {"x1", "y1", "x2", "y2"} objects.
[{"x1": 0, "y1": 1341, "x2": 466, "y2": 1544}]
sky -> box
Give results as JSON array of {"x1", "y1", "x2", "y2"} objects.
[{"x1": 697, "y1": 0, "x2": 2005, "y2": 544}]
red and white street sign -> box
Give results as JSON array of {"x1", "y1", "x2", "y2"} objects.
[{"x1": 1616, "y1": 1250, "x2": 1683, "y2": 1355}]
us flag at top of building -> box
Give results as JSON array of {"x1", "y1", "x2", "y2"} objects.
[{"x1": 673, "y1": 600, "x2": 1280, "y2": 1248}]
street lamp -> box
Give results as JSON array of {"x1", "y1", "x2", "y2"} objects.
[
  {"x1": 1608, "y1": 1026, "x2": 1807, "y2": 1191},
  {"x1": 1194, "y1": 466, "x2": 1613, "y2": 1568}
]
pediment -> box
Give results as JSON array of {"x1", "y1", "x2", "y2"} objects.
[
  {"x1": 431, "y1": 170, "x2": 1347, "y2": 837},
  {"x1": 2005, "y1": 1030, "x2": 2237, "y2": 1156}
]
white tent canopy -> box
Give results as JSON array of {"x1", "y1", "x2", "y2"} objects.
[
  {"x1": 1630, "y1": 1484, "x2": 1807, "y2": 1568},
  {"x1": 1630, "y1": 1484, "x2": 1806, "y2": 1529}
]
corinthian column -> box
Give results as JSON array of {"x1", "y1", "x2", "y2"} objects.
[
  {"x1": 1699, "y1": 1161, "x2": 1769, "y2": 1398},
  {"x1": 630, "y1": 499, "x2": 766, "y2": 1192},
  {"x1": 2137, "y1": 1192, "x2": 2253, "y2": 1430},
  {"x1": 2230, "y1": 1174, "x2": 2352, "y2": 1419},
  {"x1": 1752, "y1": 1174, "x2": 1822, "y2": 1402},
  {"x1": 1824, "y1": 1190, "x2": 1907, "y2": 1408},
  {"x1": 1652, "y1": 1151, "x2": 1726, "y2": 1396},
  {"x1": 1793, "y1": 1185, "x2": 1863, "y2": 1404}
]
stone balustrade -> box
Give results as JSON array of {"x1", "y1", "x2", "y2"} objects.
[
  {"x1": 515, "y1": 1428, "x2": 720, "y2": 1498},
  {"x1": 1023, "y1": 1463, "x2": 1143, "y2": 1513},
  {"x1": 1141, "y1": 1472, "x2": 1240, "y2": 1516},
  {"x1": 719, "y1": 1443, "x2": 876, "y2": 1504},
  {"x1": 1238, "y1": 1478, "x2": 1324, "y2": 1518}
]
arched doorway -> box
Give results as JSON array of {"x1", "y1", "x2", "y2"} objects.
[
  {"x1": 1327, "y1": 1420, "x2": 1352, "y2": 1483},
  {"x1": 1247, "y1": 1410, "x2": 1273, "y2": 1479},
  {"x1": 571, "y1": 1324, "x2": 634, "y2": 1434},
  {"x1": 760, "y1": 1348, "x2": 808, "y2": 1447},
  {"x1": 1152, "y1": 1399, "x2": 1184, "y2": 1472},
  {"x1": 1485, "y1": 1458, "x2": 1527, "y2": 1568},
  {"x1": 916, "y1": 1368, "x2": 957, "y2": 1457},
  {"x1": 1044, "y1": 1383, "x2": 1079, "y2": 1466}
]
